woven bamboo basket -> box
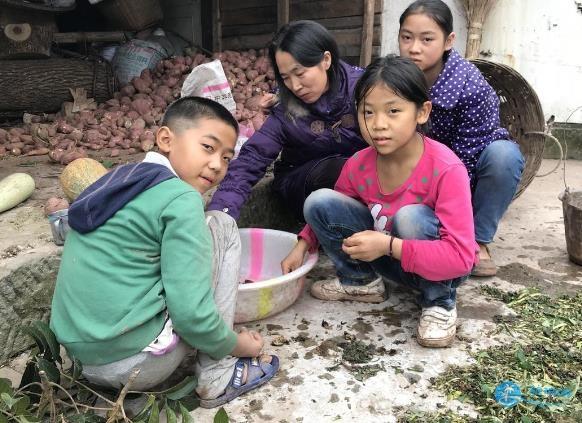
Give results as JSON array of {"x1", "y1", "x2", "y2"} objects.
[
  {"x1": 97, "y1": 0, "x2": 162, "y2": 31},
  {"x1": 470, "y1": 59, "x2": 546, "y2": 199}
]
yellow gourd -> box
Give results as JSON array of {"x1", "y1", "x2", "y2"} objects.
[{"x1": 59, "y1": 158, "x2": 107, "y2": 201}]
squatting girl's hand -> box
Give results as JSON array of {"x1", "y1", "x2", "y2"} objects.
[
  {"x1": 342, "y1": 230, "x2": 390, "y2": 262},
  {"x1": 281, "y1": 239, "x2": 309, "y2": 274}
]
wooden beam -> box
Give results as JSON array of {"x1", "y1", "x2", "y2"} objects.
[
  {"x1": 278, "y1": 0, "x2": 290, "y2": 30},
  {"x1": 360, "y1": 0, "x2": 375, "y2": 67},
  {"x1": 290, "y1": 0, "x2": 382, "y2": 20},
  {"x1": 221, "y1": 5, "x2": 276, "y2": 27},
  {"x1": 339, "y1": 44, "x2": 380, "y2": 58},
  {"x1": 222, "y1": 23, "x2": 277, "y2": 37},
  {"x1": 53, "y1": 32, "x2": 127, "y2": 44},
  {"x1": 221, "y1": 0, "x2": 275, "y2": 11},
  {"x1": 223, "y1": 32, "x2": 274, "y2": 50},
  {"x1": 212, "y1": 0, "x2": 222, "y2": 52}
]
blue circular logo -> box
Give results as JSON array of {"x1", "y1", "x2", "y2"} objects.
[{"x1": 494, "y1": 381, "x2": 522, "y2": 407}]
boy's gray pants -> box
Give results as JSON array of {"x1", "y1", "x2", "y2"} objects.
[{"x1": 82, "y1": 211, "x2": 240, "y2": 400}]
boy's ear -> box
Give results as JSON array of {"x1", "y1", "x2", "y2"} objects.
[
  {"x1": 417, "y1": 101, "x2": 432, "y2": 125},
  {"x1": 156, "y1": 126, "x2": 173, "y2": 153}
]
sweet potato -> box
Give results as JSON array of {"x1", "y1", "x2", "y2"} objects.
[
  {"x1": 88, "y1": 143, "x2": 103, "y2": 151},
  {"x1": 60, "y1": 148, "x2": 87, "y2": 165},
  {"x1": 57, "y1": 122, "x2": 74, "y2": 134},
  {"x1": 246, "y1": 69, "x2": 259, "y2": 81},
  {"x1": 20, "y1": 134, "x2": 34, "y2": 144},
  {"x1": 106, "y1": 98, "x2": 120, "y2": 108},
  {"x1": 132, "y1": 118, "x2": 146, "y2": 130},
  {"x1": 25, "y1": 147, "x2": 50, "y2": 156},
  {"x1": 126, "y1": 111, "x2": 140, "y2": 120},
  {"x1": 44, "y1": 197, "x2": 69, "y2": 216},
  {"x1": 142, "y1": 113, "x2": 155, "y2": 125},
  {"x1": 129, "y1": 128, "x2": 143, "y2": 141},
  {"x1": 69, "y1": 129, "x2": 83, "y2": 142},
  {"x1": 164, "y1": 77, "x2": 180, "y2": 88},
  {"x1": 233, "y1": 92, "x2": 246, "y2": 103},
  {"x1": 241, "y1": 108, "x2": 255, "y2": 120},
  {"x1": 141, "y1": 68, "x2": 153, "y2": 82},
  {"x1": 140, "y1": 137, "x2": 155, "y2": 152},
  {"x1": 49, "y1": 148, "x2": 65, "y2": 162},
  {"x1": 131, "y1": 99, "x2": 151, "y2": 116},
  {"x1": 9, "y1": 127, "x2": 24, "y2": 137},
  {"x1": 256, "y1": 82, "x2": 270, "y2": 93},
  {"x1": 254, "y1": 56, "x2": 270, "y2": 74},
  {"x1": 8, "y1": 142, "x2": 24, "y2": 150},
  {"x1": 85, "y1": 129, "x2": 104, "y2": 144},
  {"x1": 245, "y1": 95, "x2": 264, "y2": 112},
  {"x1": 155, "y1": 86, "x2": 173, "y2": 102},
  {"x1": 120, "y1": 85, "x2": 136, "y2": 97}
]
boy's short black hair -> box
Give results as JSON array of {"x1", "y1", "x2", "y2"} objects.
[{"x1": 161, "y1": 96, "x2": 239, "y2": 136}]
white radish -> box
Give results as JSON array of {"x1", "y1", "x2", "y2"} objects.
[{"x1": 0, "y1": 173, "x2": 35, "y2": 213}]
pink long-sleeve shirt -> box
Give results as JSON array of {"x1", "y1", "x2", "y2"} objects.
[{"x1": 299, "y1": 136, "x2": 479, "y2": 281}]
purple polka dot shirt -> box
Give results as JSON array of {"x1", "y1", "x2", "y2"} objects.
[{"x1": 429, "y1": 49, "x2": 510, "y2": 180}]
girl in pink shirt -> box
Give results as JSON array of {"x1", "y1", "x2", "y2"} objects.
[{"x1": 282, "y1": 56, "x2": 478, "y2": 347}]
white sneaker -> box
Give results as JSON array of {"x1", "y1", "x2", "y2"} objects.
[
  {"x1": 416, "y1": 306, "x2": 457, "y2": 347},
  {"x1": 310, "y1": 277, "x2": 387, "y2": 303}
]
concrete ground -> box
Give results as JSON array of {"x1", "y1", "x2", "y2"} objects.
[{"x1": 1, "y1": 159, "x2": 581, "y2": 422}]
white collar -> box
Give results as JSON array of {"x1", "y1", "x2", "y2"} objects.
[{"x1": 142, "y1": 152, "x2": 178, "y2": 177}]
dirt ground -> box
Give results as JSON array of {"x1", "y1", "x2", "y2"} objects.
[{"x1": 1, "y1": 158, "x2": 581, "y2": 422}]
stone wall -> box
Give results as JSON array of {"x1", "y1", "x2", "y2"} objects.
[{"x1": 0, "y1": 253, "x2": 60, "y2": 364}]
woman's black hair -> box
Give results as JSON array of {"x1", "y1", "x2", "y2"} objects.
[
  {"x1": 162, "y1": 96, "x2": 239, "y2": 136},
  {"x1": 399, "y1": 0, "x2": 453, "y2": 37},
  {"x1": 268, "y1": 20, "x2": 341, "y2": 115},
  {"x1": 354, "y1": 55, "x2": 430, "y2": 133}
]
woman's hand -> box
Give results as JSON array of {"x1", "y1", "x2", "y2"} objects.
[
  {"x1": 281, "y1": 238, "x2": 309, "y2": 274},
  {"x1": 258, "y1": 93, "x2": 278, "y2": 111},
  {"x1": 342, "y1": 230, "x2": 390, "y2": 262}
]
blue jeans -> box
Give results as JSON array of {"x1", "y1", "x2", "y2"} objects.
[
  {"x1": 473, "y1": 140, "x2": 525, "y2": 244},
  {"x1": 304, "y1": 189, "x2": 467, "y2": 310}
]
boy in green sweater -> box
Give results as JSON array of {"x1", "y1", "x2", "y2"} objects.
[{"x1": 50, "y1": 96, "x2": 279, "y2": 408}]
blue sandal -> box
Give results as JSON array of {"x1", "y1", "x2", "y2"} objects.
[{"x1": 199, "y1": 355, "x2": 280, "y2": 409}]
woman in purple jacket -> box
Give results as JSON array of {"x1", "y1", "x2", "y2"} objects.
[
  {"x1": 398, "y1": 0, "x2": 525, "y2": 276},
  {"x1": 208, "y1": 20, "x2": 367, "y2": 220}
]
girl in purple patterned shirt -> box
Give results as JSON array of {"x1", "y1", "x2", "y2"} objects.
[{"x1": 397, "y1": 0, "x2": 525, "y2": 276}]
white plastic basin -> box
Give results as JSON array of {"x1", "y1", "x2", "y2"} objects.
[{"x1": 234, "y1": 228, "x2": 318, "y2": 323}]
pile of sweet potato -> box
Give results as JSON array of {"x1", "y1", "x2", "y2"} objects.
[{"x1": 0, "y1": 49, "x2": 275, "y2": 163}]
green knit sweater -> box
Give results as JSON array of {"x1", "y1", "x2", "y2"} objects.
[{"x1": 50, "y1": 179, "x2": 237, "y2": 365}]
